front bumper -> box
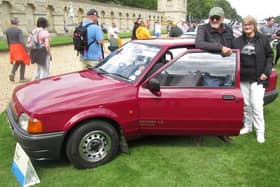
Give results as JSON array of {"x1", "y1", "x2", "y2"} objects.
[
  {"x1": 6, "y1": 104, "x2": 65, "y2": 160},
  {"x1": 264, "y1": 89, "x2": 279, "y2": 105}
]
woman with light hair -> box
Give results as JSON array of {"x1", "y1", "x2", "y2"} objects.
[
  {"x1": 233, "y1": 15, "x2": 273, "y2": 143},
  {"x1": 5, "y1": 17, "x2": 30, "y2": 82}
]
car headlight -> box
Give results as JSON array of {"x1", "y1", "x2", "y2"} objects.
[{"x1": 18, "y1": 113, "x2": 43, "y2": 133}]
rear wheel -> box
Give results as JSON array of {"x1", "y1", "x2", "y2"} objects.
[{"x1": 66, "y1": 120, "x2": 119, "y2": 169}]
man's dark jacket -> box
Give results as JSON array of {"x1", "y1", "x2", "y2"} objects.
[
  {"x1": 233, "y1": 32, "x2": 274, "y2": 87},
  {"x1": 195, "y1": 23, "x2": 234, "y2": 52}
]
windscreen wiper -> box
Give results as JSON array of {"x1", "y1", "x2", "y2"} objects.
[
  {"x1": 107, "y1": 72, "x2": 129, "y2": 80},
  {"x1": 95, "y1": 67, "x2": 108, "y2": 74}
]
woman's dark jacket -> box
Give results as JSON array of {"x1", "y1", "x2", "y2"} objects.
[{"x1": 233, "y1": 32, "x2": 274, "y2": 87}]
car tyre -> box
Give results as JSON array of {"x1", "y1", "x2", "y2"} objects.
[{"x1": 66, "y1": 120, "x2": 119, "y2": 169}]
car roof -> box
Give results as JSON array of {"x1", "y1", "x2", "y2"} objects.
[
  {"x1": 131, "y1": 38, "x2": 195, "y2": 47},
  {"x1": 180, "y1": 32, "x2": 197, "y2": 39}
]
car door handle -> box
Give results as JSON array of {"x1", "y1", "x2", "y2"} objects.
[{"x1": 222, "y1": 95, "x2": 236, "y2": 101}]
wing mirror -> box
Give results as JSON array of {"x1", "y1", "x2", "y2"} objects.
[{"x1": 145, "y1": 78, "x2": 161, "y2": 96}]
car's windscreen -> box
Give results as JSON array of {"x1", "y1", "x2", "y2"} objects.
[{"x1": 96, "y1": 42, "x2": 161, "y2": 82}]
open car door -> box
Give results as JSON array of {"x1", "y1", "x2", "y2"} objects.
[{"x1": 138, "y1": 50, "x2": 244, "y2": 136}]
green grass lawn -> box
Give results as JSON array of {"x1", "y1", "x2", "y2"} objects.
[
  {"x1": 0, "y1": 35, "x2": 73, "y2": 51},
  {"x1": 0, "y1": 32, "x2": 132, "y2": 51},
  {"x1": 0, "y1": 63, "x2": 279, "y2": 186}
]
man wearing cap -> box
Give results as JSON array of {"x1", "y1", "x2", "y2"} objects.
[
  {"x1": 81, "y1": 8, "x2": 103, "y2": 69},
  {"x1": 195, "y1": 6, "x2": 234, "y2": 57},
  {"x1": 195, "y1": 7, "x2": 234, "y2": 144}
]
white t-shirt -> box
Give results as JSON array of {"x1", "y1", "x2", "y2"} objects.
[
  {"x1": 154, "y1": 23, "x2": 162, "y2": 33},
  {"x1": 109, "y1": 26, "x2": 120, "y2": 39}
]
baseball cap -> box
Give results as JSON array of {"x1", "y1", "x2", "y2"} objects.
[
  {"x1": 209, "y1": 7, "x2": 224, "y2": 17},
  {"x1": 87, "y1": 9, "x2": 99, "y2": 17}
]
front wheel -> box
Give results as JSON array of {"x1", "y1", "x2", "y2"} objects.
[{"x1": 66, "y1": 120, "x2": 119, "y2": 169}]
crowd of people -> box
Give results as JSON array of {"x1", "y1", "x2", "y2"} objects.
[
  {"x1": 5, "y1": 17, "x2": 51, "y2": 82},
  {"x1": 4, "y1": 6, "x2": 280, "y2": 144}
]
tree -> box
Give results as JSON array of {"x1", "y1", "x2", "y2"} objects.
[
  {"x1": 187, "y1": 0, "x2": 215, "y2": 20},
  {"x1": 91, "y1": 0, "x2": 242, "y2": 22},
  {"x1": 187, "y1": 0, "x2": 242, "y2": 22},
  {"x1": 274, "y1": 16, "x2": 280, "y2": 24},
  {"x1": 213, "y1": 0, "x2": 241, "y2": 21}
]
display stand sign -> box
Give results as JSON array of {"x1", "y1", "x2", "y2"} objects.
[{"x1": 11, "y1": 143, "x2": 40, "y2": 187}]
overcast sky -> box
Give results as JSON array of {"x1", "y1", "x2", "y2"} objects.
[{"x1": 227, "y1": 0, "x2": 279, "y2": 20}]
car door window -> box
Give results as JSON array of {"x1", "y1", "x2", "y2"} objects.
[
  {"x1": 154, "y1": 52, "x2": 237, "y2": 88},
  {"x1": 144, "y1": 48, "x2": 189, "y2": 79}
]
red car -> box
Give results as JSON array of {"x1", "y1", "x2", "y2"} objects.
[{"x1": 6, "y1": 39, "x2": 278, "y2": 169}]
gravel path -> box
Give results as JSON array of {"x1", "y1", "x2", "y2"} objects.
[{"x1": 0, "y1": 42, "x2": 113, "y2": 113}]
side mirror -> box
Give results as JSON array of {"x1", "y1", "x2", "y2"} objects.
[{"x1": 145, "y1": 78, "x2": 161, "y2": 96}]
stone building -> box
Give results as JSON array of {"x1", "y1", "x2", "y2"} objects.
[{"x1": 0, "y1": 0, "x2": 187, "y2": 37}]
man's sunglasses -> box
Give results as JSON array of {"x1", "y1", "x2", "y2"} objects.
[{"x1": 210, "y1": 15, "x2": 221, "y2": 21}]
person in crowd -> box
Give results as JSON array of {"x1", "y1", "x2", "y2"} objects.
[
  {"x1": 187, "y1": 21, "x2": 197, "y2": 32},
  {"x1": 136, "y1": 22, "x2": 151, "y2": 39},
  {"x1": 154, "y1": 20, "x2": 162, "y2": 38},
  {"x1": 195, "y1": 6, "x2": 234, "y2": 143},
  {"x1": 108, "y1": 22, "x2": 120, "y2": 52},
  {"x1": 195, "y1": 6, "x2": 234, "y2": 57},
  {"x1": 166, "y1": 21, "x2": 172, "y2": 36},
  {"x1": 232, "y1": 23, "x2": 242, "y2": 38},
  {"x1": 260, "y1": 17, "x2": 278, "y2": 41},
  {"x1": 108, "y1": 34, "x2": 119, "y2": 52},
  {"x1": 63, "y1": 20, "x2": 69, "y2": 35},
  {"x1": 145, "y1": 19, "x2": 151, "y2": 31},
  {"x1": 5, "y1": 17, "x2": 30, "y2": 82},
  {"x1": 108, "y1": 22, "x2": 120, "y2": 39},
  {"x1": 81, "y1": 9, "x2": 103, "y2": 69},
  {"x1": 168, "y1": 21, "x2": 183, "y2": 37},
  {"x1": 233, "y1": 16, "x2": 273, "y2": 144},
  {"x1": 29, "y1": 17, "x2": 51, "y2": 79},
  {"x1": 131, "y1": 17, "x2": 143, "y2": 40},
  {"x1": 177, "y1": 20, "x2": 189, "y2": 33},
  {"x1": 274, "y1": 29, "x2": 280, "y2": 64},
  {"x1": 101, "y1": 23, "x2": 108, "y2": 34}
]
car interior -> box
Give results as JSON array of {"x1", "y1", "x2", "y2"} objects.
[
  {"x1": 157, "y1": 71, "x2": 233, "y2": 87},
  {"x1": 146, "y1": 48, "x2": 235, "y2": 88}
]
